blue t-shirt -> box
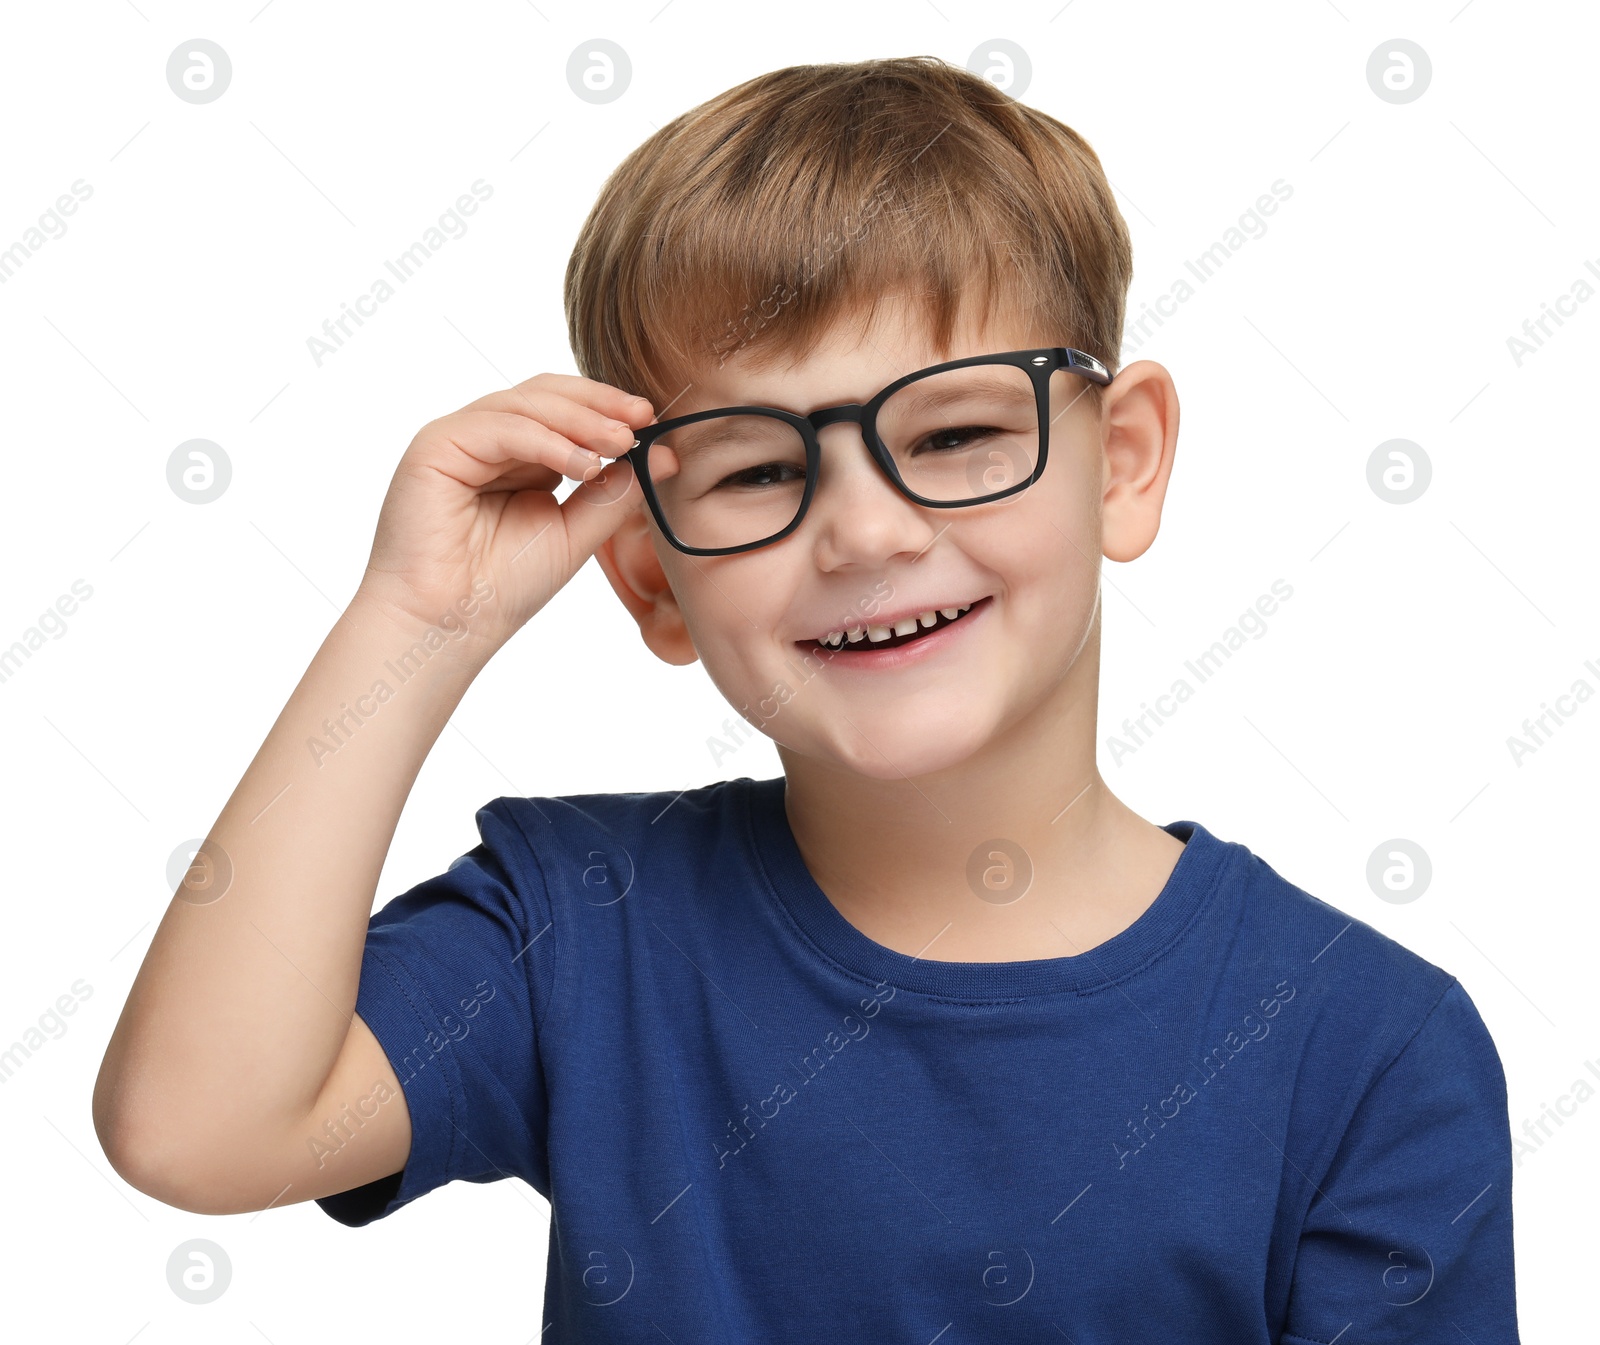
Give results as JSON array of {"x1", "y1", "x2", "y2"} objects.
[{"x1": 316, "y1": 775, "x2": 1519, "y2": 1343}]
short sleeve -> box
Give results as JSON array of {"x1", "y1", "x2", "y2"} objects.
[
  {"x1": 1281, "y1": 979, "x2": 1519, "y2": 1343},
  {"x1": 315, "y1": 798, "x2": 555, "y2": 1227}
]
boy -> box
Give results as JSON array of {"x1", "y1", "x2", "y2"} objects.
[{"x1": 95, "y1": 55, "x2": 1519, "y2": 1342}]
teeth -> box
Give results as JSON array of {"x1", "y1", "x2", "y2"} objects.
[{"x1": 815, "y1": 602, "x2": 976, "y2": 649}]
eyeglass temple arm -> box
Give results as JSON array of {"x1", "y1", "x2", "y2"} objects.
[{"x1": 1063, "y1": 348, "x2": 1113, "y2": 384}]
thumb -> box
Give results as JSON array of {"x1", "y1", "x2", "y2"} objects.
[{"x1": 559, "y1": 455, "x2": 647, "y2": 563}]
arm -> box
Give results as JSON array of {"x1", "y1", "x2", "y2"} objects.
[
  {"x1": 92, "y1": 372, "x2": 656, "y2": 1215},
  {"x1": 1280, "y1": 979, "x2": 1520, "y2": 1343},
  {"x1": 92, "y1": 591, "x2": 490, "y2": 1213}
]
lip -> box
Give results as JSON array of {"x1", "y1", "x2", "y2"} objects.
[
  {"x1": 794, "y1": 595, "x2": 993, "y2": 671},
  {"x1": 800, "y1": 596, "x2": 989, "y2": 645}
]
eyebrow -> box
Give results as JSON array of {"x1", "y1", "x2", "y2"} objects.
[
  {"x1": 889, "y1": 372, "x2": 1030, "y2": 418},
  {"x1": 701, "y1": 367, "x2": 1030, "y2": 420},
  {"x1": 670, "y1": 416, "x2": 796, "y2": 450}
]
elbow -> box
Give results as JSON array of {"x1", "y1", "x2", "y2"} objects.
[
  {"x1": 92, "y1": 1092, "x2": 188, "y2": 1211},
  {"x1": 92, "y1": 1065, "x2": 253, "y2": 1215},
  {"x1": 92, "y1": 1056, "x2": 155, "y2": 1199},
  {"x1": 96, "y1": 1116, "x2": 262, "y2": 1216}
]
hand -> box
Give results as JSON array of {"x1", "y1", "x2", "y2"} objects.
[{"x1": 355, "y1": 373, "x2": 658, "y2": 654}]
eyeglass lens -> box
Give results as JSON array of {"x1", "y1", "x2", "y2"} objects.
[{"x1": 644, "y1": 360, "x2": 1040, "y2": 551}]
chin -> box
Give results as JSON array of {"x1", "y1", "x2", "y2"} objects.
[{"x1": 804, "y1": 711, "x2": 994, "y2": 783}]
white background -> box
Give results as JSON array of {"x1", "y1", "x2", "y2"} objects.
[{"x1": 1, "y1": 1, "x2": 1593, "y2": 1340}]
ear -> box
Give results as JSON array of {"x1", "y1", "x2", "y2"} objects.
[
  {"x1": 1099, "y1": 359, "x2": 1180, "y2": 564},
  {"x1": 593, "y1": 504, "x2": 700, "y2": 667}
]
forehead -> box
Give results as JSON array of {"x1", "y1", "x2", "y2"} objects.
[{"x1": 668, "y1": 301, "x2": 1049, "y2": 418}]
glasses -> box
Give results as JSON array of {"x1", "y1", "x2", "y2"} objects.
[{"x1": 624, "y1": 346, "x2": 1112, "y2": 556}]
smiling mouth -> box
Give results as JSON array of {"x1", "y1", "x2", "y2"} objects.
[{"x1": 798, "y1": 597, "x2": 990, "y2": 654}]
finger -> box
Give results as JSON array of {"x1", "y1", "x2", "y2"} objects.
[
  {"x1": 456, "y1": 373, "x2": 656, "y2": 442},
  {"x1": 557, "y1": 456, "x2": 648, "y2": 563},
  {"x1": 419, "y1": 409, "x2": 620, "y2": 492},
  {"x1": 450, "y1": 385, "x2": 641, "y2": 463}
]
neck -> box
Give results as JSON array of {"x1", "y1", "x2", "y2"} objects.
[{"x1": 775, "y1": 622, "x2": 1181, "y2": 963}]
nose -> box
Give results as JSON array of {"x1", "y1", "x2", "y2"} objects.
[{"x1": 803, "y1": 420, "x2": 940, "y2": 568}]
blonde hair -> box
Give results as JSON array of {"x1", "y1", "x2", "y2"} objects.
[{"x1": 564, "y1": 55, "x2": 1132, "y2": 413}]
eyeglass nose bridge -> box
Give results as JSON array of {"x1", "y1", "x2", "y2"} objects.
[
  {"x1": 807, "y1": 403, "x2": 869, "y2": 433},
  {"x1": 801, "y1": 402, "x2": 906, "y2": 499}
]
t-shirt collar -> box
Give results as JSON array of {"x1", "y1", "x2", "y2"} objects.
[{"x1": 743, "y1": 774, "x2": 1233, "y2": 1000}]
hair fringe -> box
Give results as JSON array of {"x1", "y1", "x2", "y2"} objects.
[{"x1": 564, "y1": 55, "x2": 1132, "y2": 414}]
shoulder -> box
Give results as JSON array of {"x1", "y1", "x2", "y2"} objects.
[
  {"x1": 1187, "y1": 821, "x2": 1470, "y2": 1085},
  {"x1": 477, "y1": 775, "x2": 754, "y2": 909}
]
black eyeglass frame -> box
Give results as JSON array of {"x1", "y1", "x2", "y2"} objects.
[{"x1": 622, "y1": 346, "x2": 1113, "y2": 557}]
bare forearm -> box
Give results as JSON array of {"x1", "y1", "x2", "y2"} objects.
[{"x1": 95, "y1": 588, "x2": 492, "y2": 1172}]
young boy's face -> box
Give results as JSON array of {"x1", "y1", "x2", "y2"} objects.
[{"x1": 598, "y1": 293, "x2": 1176, "y2": 782}]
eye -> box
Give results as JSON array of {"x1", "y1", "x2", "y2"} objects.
[
  {"x1": 913, "y1": 425, "x2": 1001, "y2": 454},
  {"x1": 716, "y1": 462, "x2": 807, "y2": 489}
]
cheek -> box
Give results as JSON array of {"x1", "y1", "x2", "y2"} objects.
[
  {"x1": 666, "y1": 559, "x2": 790, "y2": 681},
  {"x1": 967, "y1": 471, "x2": 1097, "y2": 585},
  {"x1": 1034, "y1": 447, "x2": 1103, "y2": 564},
  {"x1": 962, "y1": 486, "x2": 1100, "y2": 659}
]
